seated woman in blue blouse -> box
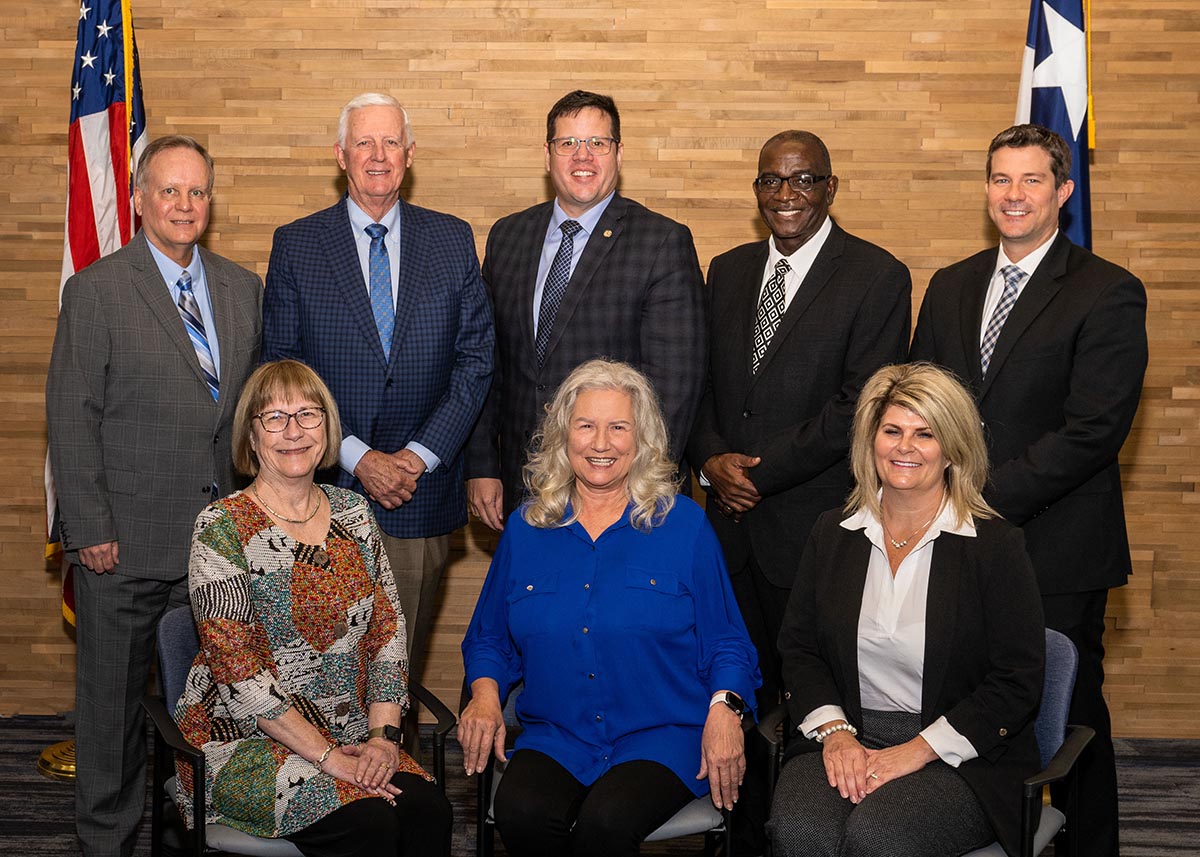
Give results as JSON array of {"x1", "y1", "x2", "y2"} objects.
[{"x1": 458, "y1": 358, "x2": 761, "y2": 857}]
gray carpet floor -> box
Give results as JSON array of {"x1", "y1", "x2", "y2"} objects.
[{"x1": 1, "y1": 716, "x2": 1196, "y2": 855}]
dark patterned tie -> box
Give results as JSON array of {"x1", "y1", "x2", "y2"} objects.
[
  {"x1": 176, "y1": 272, "x2": 218, "y2": 401},
  {"x1": 535, "y1": 219, "x2": 582, "y2": 366},
  {"x1": 980, "y1": 264, "x2": 1026, "y2": 378},
  {"x1": 366, "y1": 223, "x2": 394, "y2": 359},
  {"x1": 751, "y1": 259, "x2": 791, "y2": 373}
]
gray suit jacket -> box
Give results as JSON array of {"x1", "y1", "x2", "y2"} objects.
[{"x1": 47, "y1": 231, "x2": 263, "y2": 580}]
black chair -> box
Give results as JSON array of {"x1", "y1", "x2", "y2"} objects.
[
  {"x1": 143, "y1": 605, "x2": 456, "y2": 857},
  {"x1": 471, "y1": 681, "x2": 740, "y2": 857},
  {"x1": 757, "y1": 628, "x2": 1094, "y2": 857}
]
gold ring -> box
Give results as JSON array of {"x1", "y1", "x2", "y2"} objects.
[{"x1": 869, "y1": 772, "x2": 879, "y2": 780}]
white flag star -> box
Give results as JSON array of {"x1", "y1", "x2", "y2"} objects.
[
  {"x1": 1030, "y1": 2, "x2": 1088, "y2": 138},
  {"x1": 79, "y1": 2, "x2": 91, "y2": 20},
  {"x1": 80, "y1": 51, "x2": 98, "y2": 69},
  {"x1": 97, "y1": 20, "x2": 113, "y2": 38},
  {"x1": 104, "y1": 69, "x2": 117, "y2": 86},
  {"x1": 72, "y1": 82, "x2": 82, "y2": 100}
]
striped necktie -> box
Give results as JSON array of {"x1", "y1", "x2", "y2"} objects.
[
  {"x1": 176, "y1": 271, "x2": 219, "y2": 401},
  {"x1": 980, "y1": 264, "x2": 1026, "y2": 378}
]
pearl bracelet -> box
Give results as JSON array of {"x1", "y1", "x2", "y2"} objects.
[{"x1": 814, "y1": 722, "x2": 858, "y2": 744}]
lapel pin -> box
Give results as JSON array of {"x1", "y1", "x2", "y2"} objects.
[{"x1": 603, "y1": 229, "x2": 612, "y2": 238}]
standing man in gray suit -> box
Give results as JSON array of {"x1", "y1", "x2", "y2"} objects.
[
  {"x1": 465, "y1": 90, "x2": 705, "y2": 526},
  {"x1": 47, "y1": 135, "x2": 262, "y2": 857}
]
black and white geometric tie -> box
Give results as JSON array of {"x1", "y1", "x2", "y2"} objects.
[
  {"x1": 535, "y1": 219, "x2": 582, "y2": 365},
  {"x1": 751, "y1": 258, "x2": 791, "y2": 373},
  {"x1": 980, "y1": 264, "x2": 1026, "y2": 378}
]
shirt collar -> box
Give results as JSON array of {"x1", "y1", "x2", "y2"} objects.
[
  {"x1": 143, "y1": 233, "x2": 204, "y2": 288},
  {"x1": 767, "y1": 214, "x2": 833, "y2": 271},
  {"x1": 551, "y1": 191, "x2": 615, "y2": 238},
  {"x1": 994, "y1": 229, "x2": 1058, "y2": 281},
  {"x1": 347, "y1": 196, "x2": 401, "y2": 237},
  {"x1": 841, "y1": 493, "x2": 976, "y2": 552}
]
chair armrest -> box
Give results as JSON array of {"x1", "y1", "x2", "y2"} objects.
[
  {"x1": 756, "y1": 703, "x2": 788, "y2": 748},
  {"x1": 1023, "y1": 725, "x2": 1095, "y2": 792},
  {"x1": 142, "y1": 695, "x2": 207, "y2": 857},
  {"x1": 142, "y1": 696, "x2": 204, "y2": 763},
  {"x1": 410, "y1": 682, "x2": 457, "y2": 791}
]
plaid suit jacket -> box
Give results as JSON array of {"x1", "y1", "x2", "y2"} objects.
[
  {"x1": 263, "y1": 197, "x2": 494, "y2": 538},
  {"x1": 464, "y1": 193, "x2": 706, "y2": 515},
  {"x1": 46, "y1": 231, "x2": 263, "y2": 580}
]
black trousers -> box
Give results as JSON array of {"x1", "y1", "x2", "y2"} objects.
[
  {"x1": 284, "y1": 772, "x2": 451, "y2": 857},
  {"x1": 1043, "y1": 589, "x2": 1120, "y2": 857},
  {"x1": 493, "y1": 749, "x2": 695, "y2": 857}
]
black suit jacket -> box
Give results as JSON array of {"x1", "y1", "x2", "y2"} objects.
[
  {"x1": 687, "y1": 224, "x2": 911, "y2": 588},
  {"x1": 779, "y1": 510, "x2": 1045, "y2": 857},
  {"x1": 465, "y1": 193, "x2": 706, "y2": 514},
  {"x1": 910, "y1": 234, "x2": 1148, "y2": 594}
]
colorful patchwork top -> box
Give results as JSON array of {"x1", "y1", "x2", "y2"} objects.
[{"x1": 173, "y1": 485, "x2": 428, "y2": 838}]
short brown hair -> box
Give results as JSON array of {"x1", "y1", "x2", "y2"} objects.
[
  {"x1": 986, "y1": 124, "x2": 1072, "y2": 188},
  {"x1": 135, "y1": 135, "x2": 215, "y2": 193},
  {"x1": 546, "y1": 90, "x2": 621, "y2": 143},
  {"x1": 232, "y1": 360, "x2": 342, "y2": 476},
  {"x1": 846, "y1": 362, "x2": 995, "y2": 527}
]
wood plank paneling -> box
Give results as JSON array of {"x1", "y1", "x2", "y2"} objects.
[{"x1": 3, "y1": 0, "x2": 1198, "y2": 737}]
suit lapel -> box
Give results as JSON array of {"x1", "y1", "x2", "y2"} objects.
[
  {"x1": 321, "y1": 199, "x2": 388, "y2": 369},
  {"x1": 978, "y1": 234, "x2": 1071, "y2": 399},
  {"x1": 517, "y1": 205, "x2": 554, "y2": 370},
  {"x1": 542, "y1": 194, "x2": 627, "y2": 363},
  {"x1": 392, "y1": 199, "x2": 432, "y2": 376},
  {"x1": 921, "y1": 533, "x2": 961, "y2": 724},
  {"x1": 833, "y1": 527, "x2": 871, "y2": 722},
  {"x1": 956, "y1": 251, "x2": 997, "y2": 389},
  {"x1": 200, "y1": 248, "x2": 235, "y2": 418},
  {"x1": 128, "y1": 234, "x2": 212, "y2": 393},
  {"x1": 752, "y1": 225, "x2": 847, "y2": 384},
  {"x1": 736, "y1": 242, "x2": 771, "y2": 382}
]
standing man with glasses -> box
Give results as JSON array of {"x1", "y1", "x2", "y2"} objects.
[
  {"x1": 47, "y1": 135, "x2": 263, "y2": 857},
  {"x1": 465, "y1": 90, "x2": 705, "y2": 527},
  {"x1": 263, "y1": 93, "x2": 494, "y2": 753},
  {"x1": 911, "y1": 125, "x2": 1148, "y2": 857}
]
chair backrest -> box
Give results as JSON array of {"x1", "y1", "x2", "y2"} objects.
[
  {"x1": 157, "y1": 605, "x2": 201, "y2": 718},
  {"x1": 1034, "y1": 628, "x2": 1078, "y2": 769}
]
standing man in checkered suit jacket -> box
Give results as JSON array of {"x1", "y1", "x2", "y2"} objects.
[
  {"x1": 263, "y1": 93, "x2": 494, "y2": 735},
  {"x1": 464, "y1": 90, "x2": 706, "y2": 528}
]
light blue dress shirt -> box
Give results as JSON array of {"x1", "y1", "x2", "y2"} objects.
[{"x1": 532, "y1": 192, "x2": 615, "y2": 334}]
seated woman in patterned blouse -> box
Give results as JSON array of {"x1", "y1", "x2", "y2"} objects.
[
  {"x1": 173, "y1": 359, "x2": 451, "y2": 857},
  {"x1": 458, "y1": 359, "x2": 761, "y2": 857}
]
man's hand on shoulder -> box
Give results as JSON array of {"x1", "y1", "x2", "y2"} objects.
[
  {"x1": 702, "y1": 453, "x2": 763, "y2": 516},
  {"x1": 78, "y1": 541, "x2": 119, "y2": 574},
  {"x1": 466, "y1": 478, "x2": 505, "y2": 531},
  {"x1": 354, "y1": 451, "x2": 419, "y2": 509}
]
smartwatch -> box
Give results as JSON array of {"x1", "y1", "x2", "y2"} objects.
[
  {"x1": 367, "y1": 724, "x2": 402, "y2": 746},
  {"x1": 712, "y1": 691, "x2": 746, "y2": 721}
]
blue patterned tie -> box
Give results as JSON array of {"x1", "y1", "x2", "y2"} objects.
[
  {"x1": 535, "y1": 219, "x2": 582, "y2": 365},
  {"x1": 366, "y1": 223, "x2": 394, "y2": 359},
  {"x1": 176, "y1": 272, "x2": 219, "y2": 401},
  {"x1": 980, "y1": 264, "x2": 1026, "y2": 378},
  {"x1": 751, "y1": 259, "x2": 790, "y2": 373}
]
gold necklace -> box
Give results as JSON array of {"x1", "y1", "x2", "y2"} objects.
[
  {"x1": 250, "y1": 482, "x2": 321, "y2": 524},
  {"x1": 882, "y1": 494, "x2": 944, "y2": 550}
]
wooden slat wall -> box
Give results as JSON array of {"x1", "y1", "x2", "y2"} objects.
[{"x1": 2, "y1": 0, "x2": 1197, "y2": 735}]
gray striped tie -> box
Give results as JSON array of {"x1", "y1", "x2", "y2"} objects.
[{"x1": 176, "y1": 271, "x2": 219, "y2": 401}]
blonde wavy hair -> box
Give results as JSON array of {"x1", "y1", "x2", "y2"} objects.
[
  {"x1": 522, "y1": 359, "x2": 679, "y2": 531},
  {"x1": 846, "y1": 362, "x2": 996, "y2": 527}
]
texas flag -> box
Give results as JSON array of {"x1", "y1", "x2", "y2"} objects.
[{"x1": 1016, "y1": 0, "x2": 1091, "y2": 248}]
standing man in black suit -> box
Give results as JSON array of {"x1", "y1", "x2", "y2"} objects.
[
  {"x1": 689, "y1": 130, "x2": 912, "y2": 715},
  {"x1": 465, "y1": 90, "x2": 705, "y2": 527},
  {"x1": 911, "y1": 124, "x2": 1148, "y2": 857}
]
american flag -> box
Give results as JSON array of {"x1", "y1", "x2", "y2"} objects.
[
  {"x1": 1016, "y1": 0, "x2": 1092, "y2": 249},
  {"x1": 48, "y1": 0, "x2": 148, "y2": 621}
]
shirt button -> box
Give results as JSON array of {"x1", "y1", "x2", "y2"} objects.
[
  {"x1": 588, "y1": 673, "x2": 595, "y2": 679},
  {"x1": 312, "y1": 549, "x2": 329, "y2": 567},
  {"x1": 333, "y1": 621, "x2": 348, "y2": 639},
  {"x1": 526, "y1": 584, "x2": 534, "y2": 591},
  {"x1": 583, "y1": 583, "x2": 590, "y2": 590},
  {"x1": 595, "y1": 715, "x2": 602, "y2": 722},
  {"x1": 582, "y1": 627, "x2": 589, "y2": 634},
  {"x1": 335, "y1": 702, "x2": 350, "y2": 716},
  {"x1": 650, "y1": 579, "x2": 656, "y2": 586},
  {"x1": 998, "y1": 727, "x2": 1008, "y2": 737}
]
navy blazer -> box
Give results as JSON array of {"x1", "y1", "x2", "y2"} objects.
[
  {"x1": 779, "y1": 510, "x2": 1045, "y2": 857},
  {"x1": 465, "y1": 193, "x2": 706, "y2": 515},
  {"x1": 263, "y1": 197, "x2": 494, "y2": 538},
  {"x1": 687, "y1": 224, "x2": 912, "y2": 588},
  {"x1": 910, "y1": 233, "x2": 1148, "y2": 594}
]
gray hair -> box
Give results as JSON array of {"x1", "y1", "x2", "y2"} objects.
[{"x1": 337, "y1": 93, "x2": 414, "y2": 148}]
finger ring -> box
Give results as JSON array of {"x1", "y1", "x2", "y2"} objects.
[{"x1": 869, "y1": 772, "x2": 879, "y2": 780}]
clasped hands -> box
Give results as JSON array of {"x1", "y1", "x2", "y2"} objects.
[
  {"x1": 321, "y1": 737, "x2": 404, "y2": 804},
  {"x1": 355, "y1": 449, "x2": 426, "y2": 509},
  {"x1": 821, "y1": 728, "x2": 937, "y2": 804},
  {"x1": 702, "y1": 453, "x2": 763, "y2": 521}
]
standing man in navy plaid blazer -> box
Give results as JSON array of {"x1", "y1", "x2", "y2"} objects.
[
  {"x1": 464, "y1": 90, "x2": 706, "y2": 528},
  {"x1": 263, "y1": 93, "x2": 494, "y2": 722}
]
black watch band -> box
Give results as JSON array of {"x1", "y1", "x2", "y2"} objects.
[{"x1": 716, "y1": 691, "x2": 745, "y2": 720}]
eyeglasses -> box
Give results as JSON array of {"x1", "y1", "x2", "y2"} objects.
[
  {"x1": 547, "y1": 136, "x2": 620, "y2": 156},
  {"x1": 753, "y1": 174, "x2": 831, "y2": 194},
  {"x1": 254, "y1": 407, "x2": 326, "y2": 432}
]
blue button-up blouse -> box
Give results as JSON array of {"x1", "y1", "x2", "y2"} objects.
[{"x1": 462, "y1": 496, "x2": 760, "y2": 797}]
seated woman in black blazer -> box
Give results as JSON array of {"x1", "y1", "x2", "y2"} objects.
[{"x1": 768, "y1": 362, "x2": 1045, "y2": 857}]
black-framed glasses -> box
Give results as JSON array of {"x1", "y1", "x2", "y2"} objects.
[
  {"x1": 255, "y1": 407, "x2": 326, "y2": 432},
  {"x1": 548, "y1": 136, "x2": 619, "y2": 156},
  {"x1": 753, "y1": 173, "x2": 831, "y2": 194}
]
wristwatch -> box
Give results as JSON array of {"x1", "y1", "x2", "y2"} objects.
[
  {"x1": 367, "y1": 725, "x2": 402, "y2": 746},
  {"x1": 713, "y1": 691, "x2": 746, "y2": 721}
]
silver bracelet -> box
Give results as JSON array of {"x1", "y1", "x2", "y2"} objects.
[
  {"x1": 814, "y1": 722, "x2": 858, "y2": 744},
  {"x1": 315, "y1": 744, "x2": 335, "y2": 770}
]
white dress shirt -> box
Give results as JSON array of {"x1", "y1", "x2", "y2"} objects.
[
  {"x1": 760, "y1": 215, "x2": 833, "y2": 311},
  {"x1": 799, "y1": 501, "x2": 980, "y2": 767}
]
